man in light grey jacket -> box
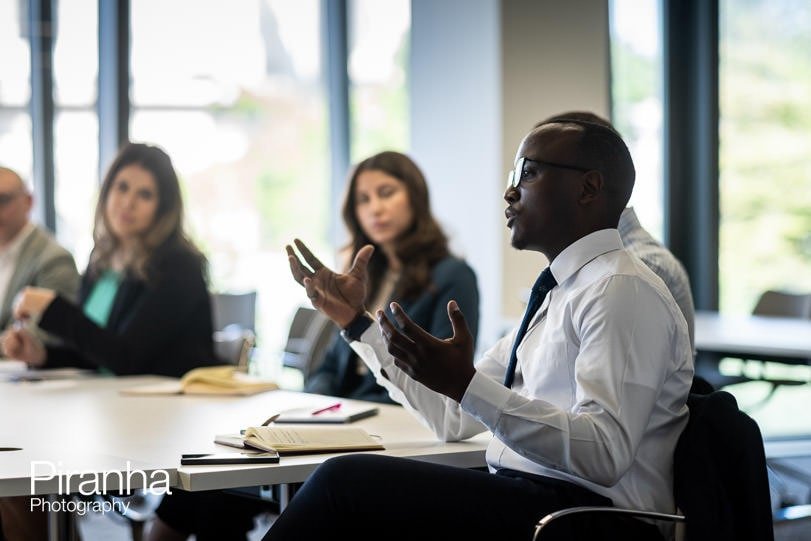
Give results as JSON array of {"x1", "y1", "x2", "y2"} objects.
[
  {"x1": 0, "y1": 167, "x2": 79, "y2": 340},
  {"x1": 0, "y1": 167, "x2": 80, "y2": 539}
]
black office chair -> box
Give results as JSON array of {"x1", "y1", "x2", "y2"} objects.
[
  {"x1": 533, "y1": 391, "x2": 774, "y2": 541},
  {"x1": 281, "y1": 306, "x2": 336, "y2": 382}
]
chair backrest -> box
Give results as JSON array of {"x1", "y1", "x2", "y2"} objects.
[
  {"x1": 674, "y1": 391, "x2": 774, "y2": 541},
  {"x1": 213, "y1": 327, "x2": 256, "y2": 370},
  {"x1": 752, "y1": 290, "x2": 811, "y2": 319},
  {"x1": 211, "y1": 291, "x2": 257, "y2": 332},
  {"x1": 281, "y1": 306, "x2": 336, "y2": 380}
]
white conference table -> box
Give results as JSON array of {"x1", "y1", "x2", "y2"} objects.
[
  {"x1": 694, "y1": 310, "x2": 811, "y2": 453},
  {"x1": 695, "y1": 310, "x2": 811, "y2": 362},
  {"x1": 0, "y1": 375, "x2": 489, "y2": 499}
]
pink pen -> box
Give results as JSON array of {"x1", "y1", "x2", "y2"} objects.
[{"x1": 311, "y1": 403, "x2": 342, "y2": 415}]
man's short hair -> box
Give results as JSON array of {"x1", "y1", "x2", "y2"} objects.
[{"x1": 535, "y1": 113, "x2": 635, "y2": 217}]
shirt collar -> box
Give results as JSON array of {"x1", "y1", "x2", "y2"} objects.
[
  {"x1": 549, "y1": 229, "x2": 624, "y2": 286},
  {"x1": 617, "y1": 206, "x2": 639, "y2": 238},
  {"x1": 0, "y1": 222, "x2": 34, "y2": 259}
]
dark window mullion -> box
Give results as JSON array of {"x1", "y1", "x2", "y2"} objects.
[
  {"x1": 98, "y1": 0, "x2": 130, "y2": 181},
  {"x1": 663, "y1": 0, "x2": 720, "y2": 310},
  {"x1": 322, "y1": 0, "x2": 350, "y2": 248},
  {"x1": 29, "y1": 0, "x2": 56, "y2": 231}
]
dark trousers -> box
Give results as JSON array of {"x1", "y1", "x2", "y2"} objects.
[
  {"x1": 264, "y1": 454, "x2": 664, "y2": 541},
  {"x1": 0, "y1": 496, "x2": 47, "y2": 541},
  {"x1": 155, "y1": 489, "x2": 272, "y2": 541}
]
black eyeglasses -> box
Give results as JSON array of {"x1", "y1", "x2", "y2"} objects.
[{"x1": 506, "y1": 157, "x2": 592, "y2": 189}]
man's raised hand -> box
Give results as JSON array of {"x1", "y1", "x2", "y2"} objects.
[
  {"x1": 286, "y1": 239, "x2": 374, "y2": 327},
  {"x1": 377, "y1": 300, "x2": 476, "y2": 402}
]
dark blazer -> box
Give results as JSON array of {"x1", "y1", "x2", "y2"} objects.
[
  {"x1": 305, "y1": 256, "x2": 480, "y2": 403},
  {"x1": 675, "y1": 391, "x2": 773, "y2": 541},
  {"x1": 38, "y1": 243, "x2": 218, "y2": 378}
]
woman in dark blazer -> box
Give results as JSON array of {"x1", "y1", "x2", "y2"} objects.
[
  {"x1": 305, "y1": 150, "x2": 480, "y2": 403},
  {"x1": 5, "y1": 142, "x2": 217, "y2": 377}
]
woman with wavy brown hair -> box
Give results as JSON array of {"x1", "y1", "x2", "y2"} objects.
[
  {"x1": 5, "y1": 142, "x2": 217, "y2": 377},
  {"x1": 305, "y1": 150, "x2": 480, "y2": 403}
]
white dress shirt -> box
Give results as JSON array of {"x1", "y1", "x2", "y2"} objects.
[{"x1": 351, "y1": 229, "x2": 693, "y2": 517}]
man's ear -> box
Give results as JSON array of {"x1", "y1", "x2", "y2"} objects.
[{"x1": 579, "y1": 170, "x2": 604, "y2": 205}]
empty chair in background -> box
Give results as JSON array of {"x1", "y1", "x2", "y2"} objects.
[
  {"x1": 211, "y1": 290, "x2": 257, "y2": 332},
  {"x1": 281, "y1": 306, "x2": 334, "y2": 380},
  {"x1": 211, "y1": 291, "x2": 258, "y2": 370},
  {"x1": 724, "y1": 289, "x2": 811, "y2": 405},
  {"x1": 752, "y1": 290, "x2": 811, "y2": 320}
]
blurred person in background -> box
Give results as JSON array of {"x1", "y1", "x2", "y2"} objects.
[
  {"x1": 305, "y1": 150, "x2": 480, "y2": 403},
  {"x1": 0, "y1": 166, "x2": 79, "y2": 355}
]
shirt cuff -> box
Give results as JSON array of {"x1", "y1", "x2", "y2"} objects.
[
  {"x1": 460, "y1": 370, "x2": 513, "y2": 427},
  {"x1": 340, "y1": 311, "x2": 375, "y2": 342}
]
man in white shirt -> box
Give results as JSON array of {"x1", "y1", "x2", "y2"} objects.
[
  {"x1": 273, "y1": 118, "x2": 693, "y2": 540},
  {"x1": 535, "y1": 112, "x2": 696, "y2": 350}
]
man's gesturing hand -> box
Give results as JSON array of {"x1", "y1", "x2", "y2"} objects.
[
  {"x1": 286, "y1": 238, "x2": 374, "y2": 328},
  {"x1": 377, "y1": 300, "x2": 476, "y2": 402}
]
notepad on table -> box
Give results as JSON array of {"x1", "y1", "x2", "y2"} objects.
[
  {"x1": 273, "y1": 403, "x2": 379, "y2": 424},
  {"x1": 121, "y1": 365, "x2": 279, "y2": 396},
  {"x1": 241, "y1": 425, "x2": 384, "y2": 455}
]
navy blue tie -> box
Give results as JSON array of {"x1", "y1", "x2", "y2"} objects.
[{"x1": 504, "y1": 267, "x2": 557, "y2": 388}]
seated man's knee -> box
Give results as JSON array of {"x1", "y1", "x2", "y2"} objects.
[{"x1": 310, "y1": 454, "x2": 398, "y2": 489}]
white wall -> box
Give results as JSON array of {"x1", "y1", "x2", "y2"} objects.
[
  {"x1": 410, "y1": 0, "x2": 503, "y2": 347},
  {"x1": 410, "y1": 0, "x2": 610, "y2": 346},
  {"x1": 500, "y1": 0, "x2": 611, "y2": 319}
]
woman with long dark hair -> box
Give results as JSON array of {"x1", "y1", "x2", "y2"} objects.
[
  {"x1": 5, "y1": 142, "x2": 217, "y2": 376},
  {"x1": 305, "y1": 150, "x2": 480, "y2": 402}
]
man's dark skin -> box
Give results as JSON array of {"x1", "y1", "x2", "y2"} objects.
[{"x1": 287, "y1": 122, "x2": 629, "y2": 402}]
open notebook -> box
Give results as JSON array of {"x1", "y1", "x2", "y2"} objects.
[
  {"x1": 214, "y1": 425, "x2": 385, "y2": 455},
  {"x1": 237, "y1": 425, "x2": 384, "y2": 455}
]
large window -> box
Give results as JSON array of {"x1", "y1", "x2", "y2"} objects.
[
  {"x1": 348, "y1": 0, "x2": 410, "y2": 162},
  {"x1": 609, "y1": 0, "x2": 664, "y2": 239},
  {"x1": 719, "y1": 0, "x2": 811, "y2": 314},
  {"x1": 0, "y1": 0, "x2": 32, "y2": 182},
  {"x1": 130, "y1": 0, "x2": 330, "y2": 375},
  {"x1": 6, "y1": 1, "x2": 412, "y2": 380},
  {"x1": 53, "y1": 0, "x2": 99, "y2": 266}
]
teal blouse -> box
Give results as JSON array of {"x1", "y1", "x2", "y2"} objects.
[{"x1": 83, "y1": 270, "x2": 122, "y2": 327}]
